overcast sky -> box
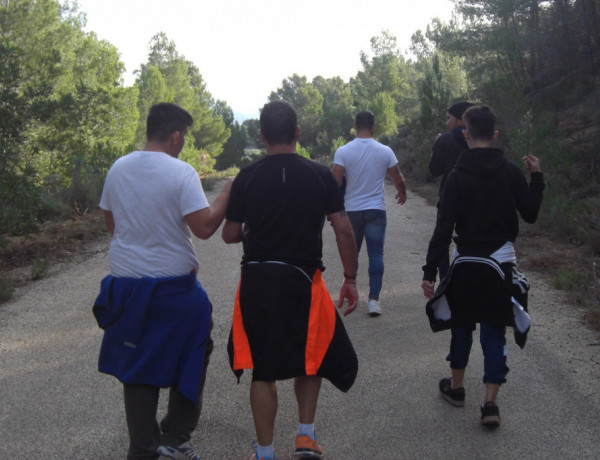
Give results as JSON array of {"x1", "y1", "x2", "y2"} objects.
[{"x1": 76, "y1": 0, "x2": 455, "y2": 119}]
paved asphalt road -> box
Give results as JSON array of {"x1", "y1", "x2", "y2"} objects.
[{"x1": 1, "y1": 182, "x2": 599, "y2": 459}]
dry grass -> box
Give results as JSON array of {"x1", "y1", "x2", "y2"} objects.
[{"x1": 0, "y1": 209, "x2": 108, "y2": 297}]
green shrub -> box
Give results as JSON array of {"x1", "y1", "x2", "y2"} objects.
[
  {"x1": 0, "y1": 170, "x2": 42, "y2": 235},
  {"x1": 552, "y1": 268, "x2": 584, "y2": 291},
  {"x1": 0, "y1": 278, "x2": 14, "y2": 302},
  {"x1": 30, "y1": 258, "x2": 49, "y2": 281},
  {"x1": 200, "y1": 168, "x2": 238, "y2": 191}
]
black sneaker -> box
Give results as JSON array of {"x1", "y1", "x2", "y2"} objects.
[
  {"x1": 481, "y1": 401, "x2": 501, "y2": 427},
  {"x1": 439, "y1": 378, "x2": 465, "y2": 407}
]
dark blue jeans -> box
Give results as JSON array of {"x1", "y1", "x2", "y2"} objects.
[
  {"x1": 447, "y1": 323, "x2": 507, "y2": 385},
  {"x1": 347, "y1": 209, "x2": 386, "y2": 300}
]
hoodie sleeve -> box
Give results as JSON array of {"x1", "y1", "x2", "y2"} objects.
[
  {"x1": 422, "y1": 175, "x2": 458, "y2": 282},
  {"x1": 514, "y1": 168, "x2": 545, "y2": 224}
]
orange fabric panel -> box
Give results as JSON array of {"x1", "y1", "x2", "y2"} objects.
[
  {"x1": 231, "y1": 281, "x2": 253, "y2": 370},
  {"x1": 304, "y1": 270, "x2": 336, "y2": 375}
]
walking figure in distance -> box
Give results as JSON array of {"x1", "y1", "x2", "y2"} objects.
[{"x1": 331, "y1": 110, "x2": 407, "y2": 317}]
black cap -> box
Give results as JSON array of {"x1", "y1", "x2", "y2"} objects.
[{"x1": 448, "y1": 102, "x2": 473, "y2": 119}]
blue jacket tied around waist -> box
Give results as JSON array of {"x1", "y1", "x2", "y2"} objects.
[{"x1": 93, "y1": 272, "x2": 212, "y2": 404}]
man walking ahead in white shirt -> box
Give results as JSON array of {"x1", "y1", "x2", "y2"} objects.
[{"x1": 332, "y1": 110, "x2": 407, "y2": 316}]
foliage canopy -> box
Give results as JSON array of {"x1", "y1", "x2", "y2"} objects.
[{"x1": 2, "y1": 0, "x2": 600, "y2": 253}]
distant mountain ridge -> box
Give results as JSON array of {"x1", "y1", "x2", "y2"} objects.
[{"x1": 234, "y1": 110, "x2": 258, "y2": 123}]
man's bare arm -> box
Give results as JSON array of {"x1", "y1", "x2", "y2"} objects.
[
  {"x1": 331, "y1": 164, "x2": 345, "y2": 188},
  {"x1": 184, "y1": 179, "x2": 233, "y2": 240},
  {"x1": 222, "y1": 220, "x2": 243, "y2": 244},
  {"x1": 103, "y1": 210, "x2": 115, "y2": 235},
  {"x1": 388, "y1": 165, "x2": 407, "y2": 205},
  {"x1": 329, "y1": 210, "x2": 358, "y2": 316}
]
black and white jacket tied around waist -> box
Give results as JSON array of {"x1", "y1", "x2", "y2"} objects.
[{"x1": 426, "y1": 242, "x2": 531, "y2": 349}]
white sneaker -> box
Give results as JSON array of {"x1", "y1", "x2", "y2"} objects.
[{"x1": 368, "y1": 299, "x2": 381, "y2": 316}]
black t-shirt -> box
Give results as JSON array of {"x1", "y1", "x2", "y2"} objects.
[{"x1": 226, "y1": 153, "x2": 345, "y2": 268}]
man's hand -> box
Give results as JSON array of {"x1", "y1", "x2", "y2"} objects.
[
  {"x1": 395, "y1": 190, "x2": 407, "y2": 205},
  {"x1": 388, "y1": 165, "x2": 407, "y2": 205},
  {"x1": 337, "y1": 280, "x2": 358, "y2": 316},
  {"x1": 421, "y1": 280, "x2": 435, "y2": 299},
  {"x1": 523, "y1": 154, "x2": 541, "y2": 173}
]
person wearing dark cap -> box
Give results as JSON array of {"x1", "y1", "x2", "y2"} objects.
[{"x1": 428, "y1": 101, "x2": 473, "y2": 279}]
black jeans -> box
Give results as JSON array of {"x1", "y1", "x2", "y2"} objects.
[{"x1": 123, "y1": 337, "x2": 213, "y2": 460}]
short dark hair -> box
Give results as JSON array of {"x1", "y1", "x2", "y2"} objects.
[
  {"x1": 355, "y1": 110, "x2": 375, "y2": 130},
  {"x1": 463, "y1": 105, "x2": 496, "y2": 140},
  {"x1": 146, "y1": 103, "x2": 193, "y2": 143},
  {"x1": 259, "y1": 100, "x2": 297, "y2": 145}
]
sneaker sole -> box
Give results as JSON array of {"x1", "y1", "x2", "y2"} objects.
[
  {"x1": 440, "y1": 393, "x2": 465, "y2": 407},
  {"x1": 294, "y1": 452, "x2": 324, "y2": 459},
  {"x1": 481, "y1": 415, "x2": 501, "y2": 426}
]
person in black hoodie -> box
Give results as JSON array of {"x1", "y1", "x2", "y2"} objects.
[
  {"x1": 429, "y1": 101, "x2": 473, "y2": 279},
  {"x1": 421, "y1": 105, "x2": 544, "y2": 427}
]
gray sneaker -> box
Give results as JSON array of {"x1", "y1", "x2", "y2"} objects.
[
  {"x1": 157, "y1": 440, "x2": 201, "y2": 460},
  {"x1": 368, "y1": 299, "x2": 382, "y2": 316}
]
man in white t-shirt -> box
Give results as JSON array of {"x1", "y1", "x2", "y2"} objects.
[
  {"x1": 332, "y1": 110, "x2": 406, "y2": 316},
  {"x1": 95, "y1": 102, "x2": 231, "y2": 460}
]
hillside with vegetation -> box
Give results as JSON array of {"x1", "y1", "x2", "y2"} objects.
[{"x1": 1, "y1": 0, "x2": 599, "y2": 322}]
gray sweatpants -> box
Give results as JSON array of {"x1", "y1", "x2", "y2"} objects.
[{"x1": 123, "y1": 337, "x2": 213, "y2": 460}]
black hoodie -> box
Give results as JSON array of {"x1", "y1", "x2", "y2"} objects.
[
  {"x1": 423, "y1": 147, "x2": 544, "y2": 282},
  {"x1": 429, "y1": 126, "x2": 470, "y2": 201}
]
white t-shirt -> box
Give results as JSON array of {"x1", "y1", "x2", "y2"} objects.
[
  {"x1": 99, "y1": 151, "x2": 209, "y2": 278},
  {"x1": 333, "y1": 138, "x2": 398, "y2": 211}
]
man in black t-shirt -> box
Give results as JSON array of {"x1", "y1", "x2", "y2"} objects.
[{"x1": 222, "y1": 100, "x2": 358, "y2": 460}]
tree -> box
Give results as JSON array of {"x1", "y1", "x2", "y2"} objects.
[
  {"x1": 0, "y1": 40, "x2": 40, "y2": 234},
  {"x1": 134, "y1": 65, "x2": 172, "y2": 145},
  {"x1": 1, "y1": 0, "x2": 138, "y2": 215},
  {"x1": 417, "y1": 54, "x2": 452, "y2": 131},
  {"x1": 370, "y1": 92, "x2": 398, "y2": 137},
  {"x1": 436, "y1": 0, "x2": 600, "y2": 99},
  {"x1": 577, "y1": 0, "x2": 600, "y2": 75},
  {"x1": 312, "y1": 76, "x2": 355, "y2": 141},
  {"x1": 242, "y1": 118, "x2": 261, "y2": 150},
  {"x1": 351, "y1": 30, "x2": 419, "y2": 123},
  {"x1": 411, "y1": 45, "x2": 471, "y2": 136},
  {"x1": 268, "y1": 74, "x2": 310, "y2": 108},
  {"x1": 214, "y1": 100, "x2": 235, "y2": 129},
  {"x1": 215, "y1": 121, "x2": 246, "y2": 170},
  {"x1": 269, "y1": 74, "x2": 324, "y2": 147},
  {"x1": 135, "y1": 33, "x2": 230, "y2": 167}
]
